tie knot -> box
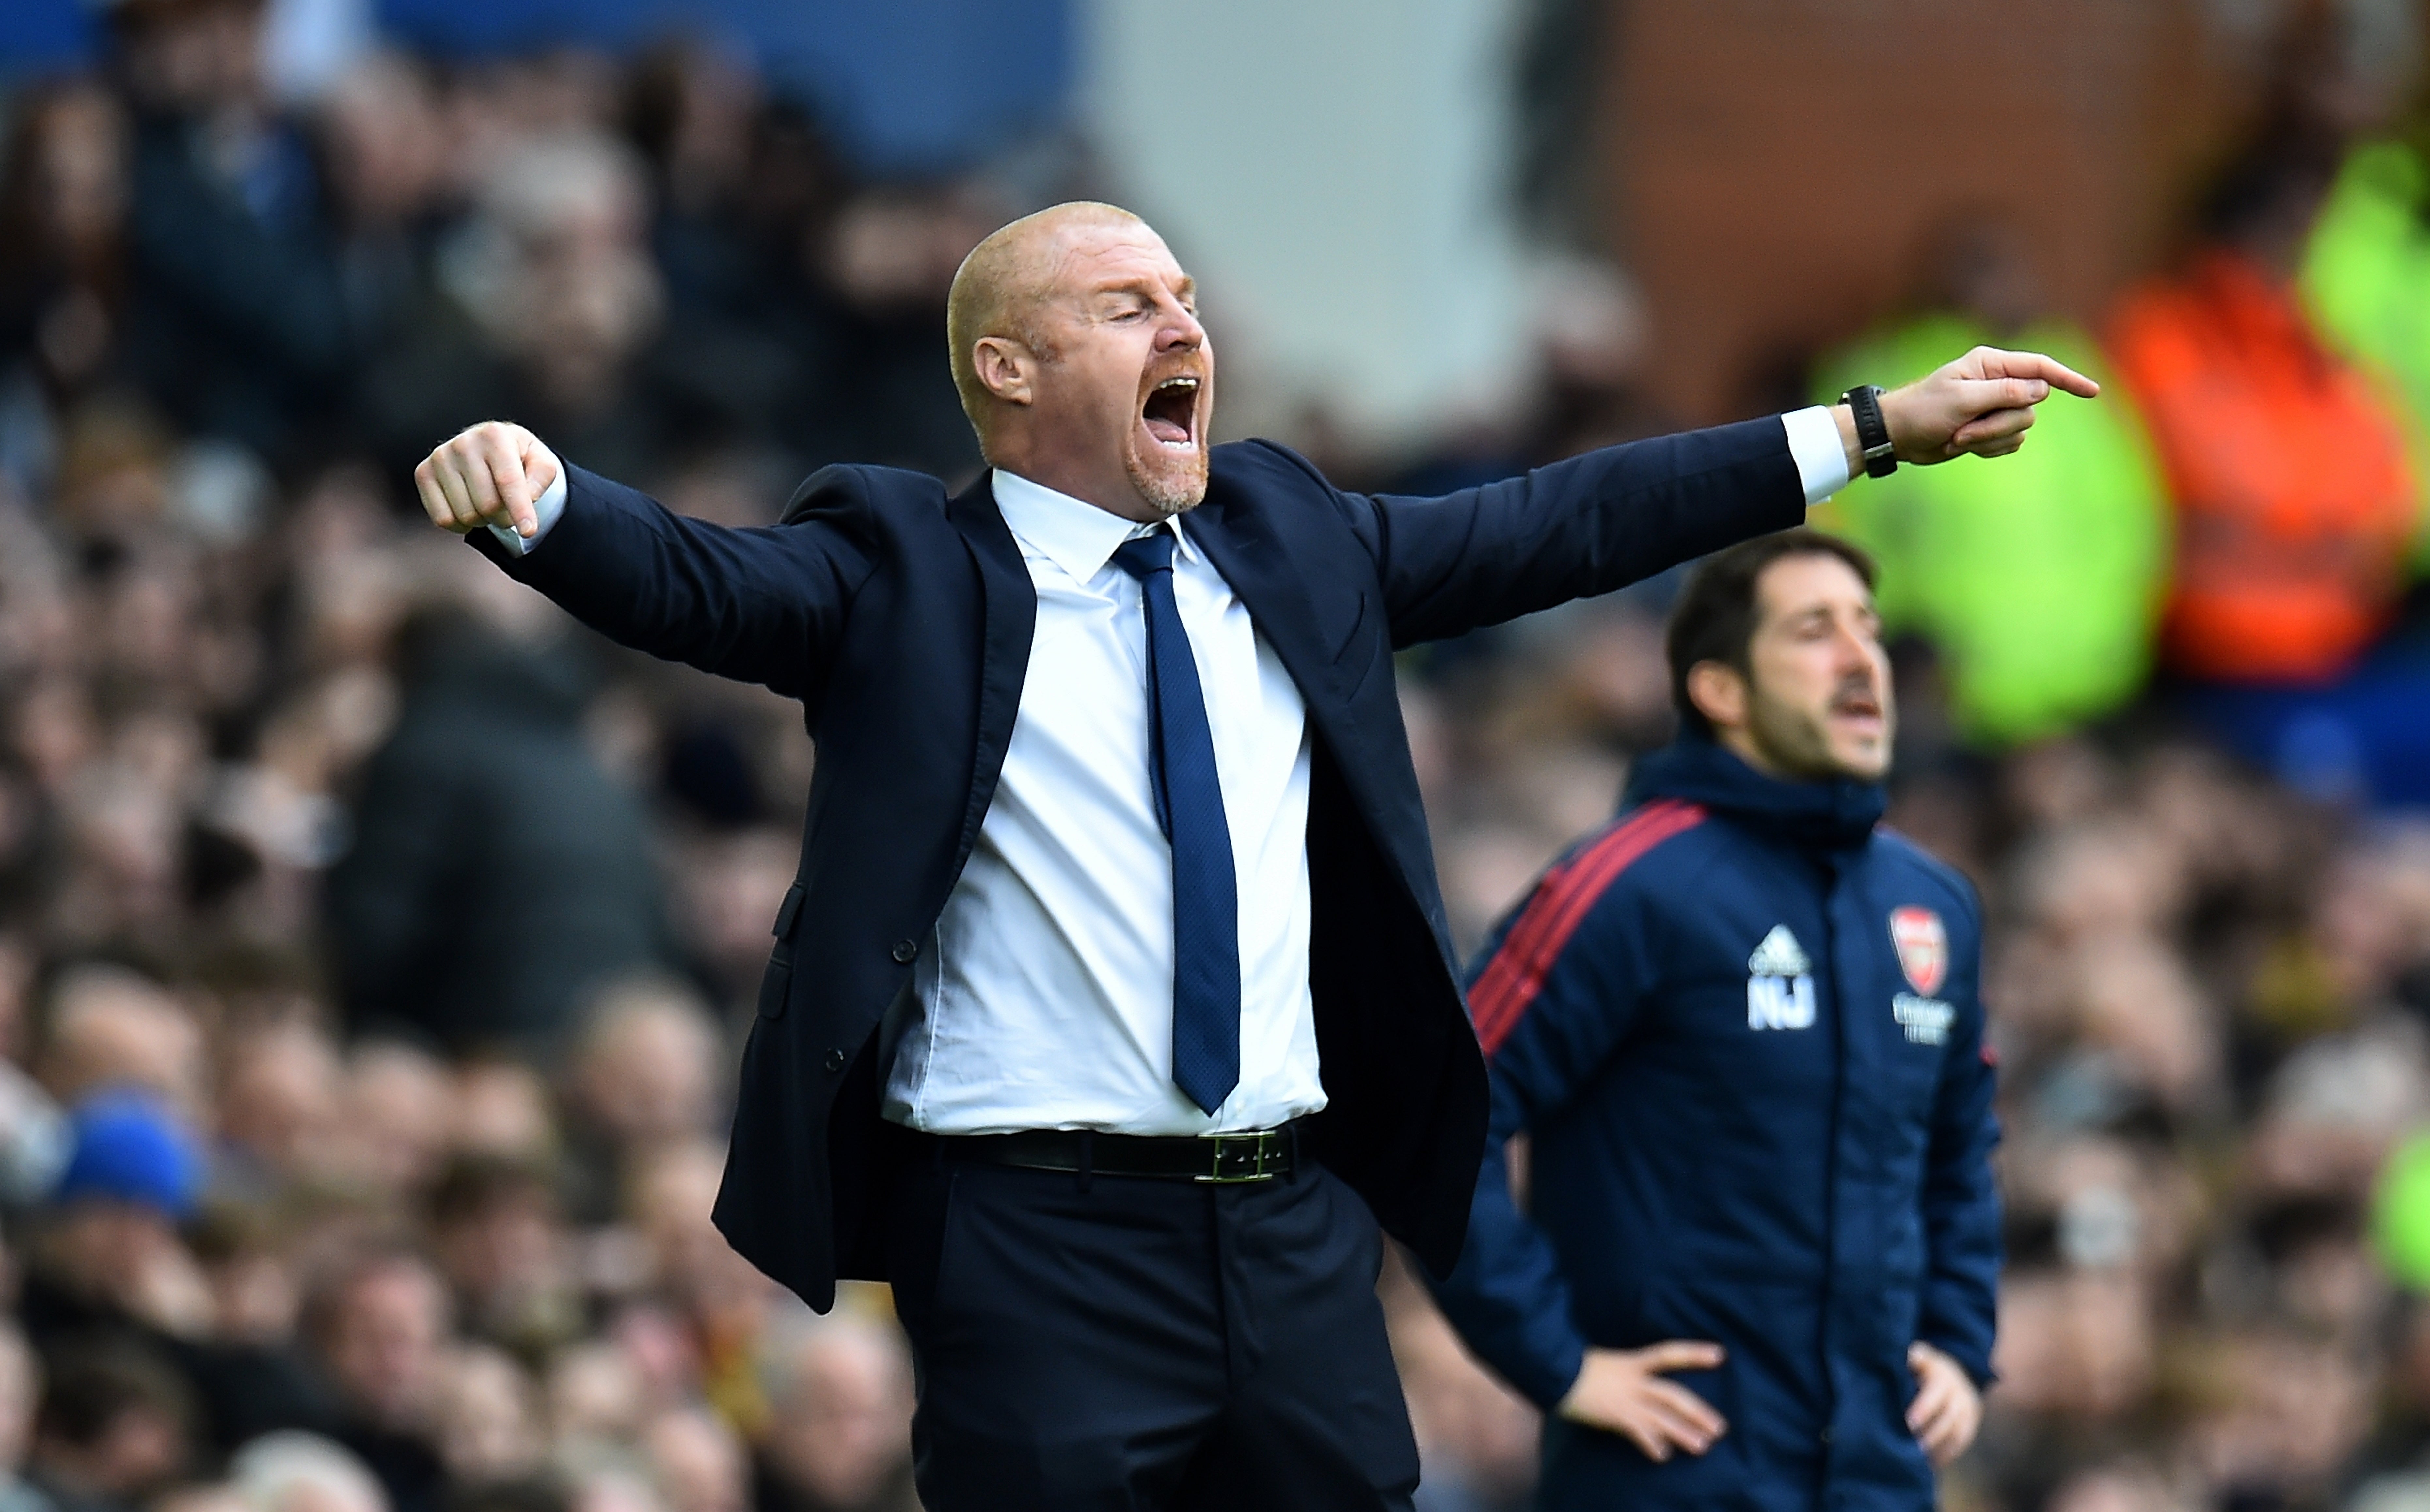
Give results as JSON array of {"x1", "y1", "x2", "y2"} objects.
[{"x1": 1111, "y1": 531, "x2": 1176, "y2": 581}]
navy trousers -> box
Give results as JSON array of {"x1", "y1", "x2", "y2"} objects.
[{"x1": 884, "y1": 1149, "x2": 1421, "y2": 1511}]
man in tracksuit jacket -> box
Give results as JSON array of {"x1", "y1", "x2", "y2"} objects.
[{"x1": 1435, "y1": 530, "x2": 2001, "y2": 1512}]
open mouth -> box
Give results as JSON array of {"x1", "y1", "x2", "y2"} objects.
[
  {"x1": 1831, "y1": 692, "x2": 1883, "y2": 723},
  {"x1": 1143, "y1": 375, "x2": 1199, "y2": 448}
]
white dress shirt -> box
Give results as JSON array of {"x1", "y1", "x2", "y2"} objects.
[
  {"x1": 494, "y1": 412, "x2": 1853, "y2": 1136},
  {"x1": 882, "y1": 469, "x2": 1324, "y2": 1134}
]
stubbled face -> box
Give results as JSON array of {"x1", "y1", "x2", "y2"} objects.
[
  {"x1": 1729, "y1": 554, "x2": 1894, "y2": 782},
  {"x1": 1021, "y1": 223, "x2": 1212, "y2": 517}
]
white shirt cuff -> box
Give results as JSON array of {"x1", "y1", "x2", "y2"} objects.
[
  {"x1": 486, "y1": 461, "x2": 569, "y2": 557},
  {"x1": 1781, "y1": 405, "x2": 1850, "y2": 506}
]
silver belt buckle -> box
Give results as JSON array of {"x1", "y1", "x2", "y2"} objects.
[{"x1": 1196, "y1": 1127, "x2": 1283, "y2": 1183}]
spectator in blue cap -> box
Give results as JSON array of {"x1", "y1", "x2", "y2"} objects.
[
  {"x1": 51, "y1": 1094, "x2": 201, "y2": 1220},
  {"x1": 20, "y1": 1094, "x2": 211, "y2": 1359}
]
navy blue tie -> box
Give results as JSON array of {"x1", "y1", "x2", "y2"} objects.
[{"x1": 1112, "y1": 531, "x2": 1240, "y2": 1115}]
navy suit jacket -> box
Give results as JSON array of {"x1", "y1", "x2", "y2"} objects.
[{"x1": 471, "y1": 421, "x2": 1806, "y2": 1310}]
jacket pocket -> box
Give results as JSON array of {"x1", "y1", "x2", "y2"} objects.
[{"x1": 756, "y1": 883, "x2": 806, "y2": 1020}]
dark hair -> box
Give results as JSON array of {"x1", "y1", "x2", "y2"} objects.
[
  {"x1": 299, "y1": 1244, "x2": 447, "y2": 1351},
  {"x1": 427, "y1": 1152, "x2": 557, "y2": 1229},
  {"x1": 1664, "y1": 529, "x2": 1877, "y2": 739},
  {"x1": 32, "y1": 1338, "x2": 193, "y2": 1450}
]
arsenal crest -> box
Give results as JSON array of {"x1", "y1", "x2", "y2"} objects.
[{"x1": 1889, "y1": 907, "x2": 1947, "y2": 997}]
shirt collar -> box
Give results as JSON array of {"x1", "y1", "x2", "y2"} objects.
[{"x1": 991, "y1": 468, "x2": 1190, "y2": 583}]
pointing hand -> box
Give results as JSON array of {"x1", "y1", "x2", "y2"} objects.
[
  {"x1": 414, "y1": 421, "x2": 561, "y2": 539},
  {"x1": 1871, "y1": 345, "x2": 2101, "y2": 465}
]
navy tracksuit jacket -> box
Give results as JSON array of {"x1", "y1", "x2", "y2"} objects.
[{"x1": 1433, "y1": 738, "x2": 2001, "y2": 1512}]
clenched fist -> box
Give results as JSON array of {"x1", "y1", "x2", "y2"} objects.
[{"x1": 415, "y1": 422, "x2": 561, "y2": 539}]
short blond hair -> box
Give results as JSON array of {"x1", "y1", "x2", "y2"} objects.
[{"x1": 945, "y1": 201, "x2": 1149, "y2": 447}]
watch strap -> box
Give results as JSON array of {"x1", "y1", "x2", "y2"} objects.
[{"x1": 1840, "y1": 384, "x2": 1898, "y2": 478}]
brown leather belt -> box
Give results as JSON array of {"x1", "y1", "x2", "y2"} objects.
[{"x1": 922, "y1": 1120, "x2": 1302, "y2": 1184}]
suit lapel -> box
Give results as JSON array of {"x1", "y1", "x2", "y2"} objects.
[
  {"x1": 1183, "y1": 477, "x2": 1343, "y2": 716},
  {"x1": 1188, "y1": 475, "x2": 1456, "y2": 962},
  {"x1": 946, "y1": 473, "x2": 1037, "y2": 869}
]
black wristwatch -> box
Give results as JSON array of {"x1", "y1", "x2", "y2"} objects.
[{"x1": 1840, "y1": 384, "x2": 1898, "y2": 478}]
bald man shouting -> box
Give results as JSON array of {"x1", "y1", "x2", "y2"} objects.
[{"x1": 417, "y1": 202, "x2": 2092, "y2": 1511}]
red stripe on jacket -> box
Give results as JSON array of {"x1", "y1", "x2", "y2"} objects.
[{"x1": 1469, "y1": 800, "x2": 1707, "y2": 1056}]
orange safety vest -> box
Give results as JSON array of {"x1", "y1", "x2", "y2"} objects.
[{"x1": 2107, "y1": 251, "x2": 2418, "y2": 683}]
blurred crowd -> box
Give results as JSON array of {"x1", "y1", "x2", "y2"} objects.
[{"x1": 4, "y1": 2, "x2": 2430, "y2": 1512}]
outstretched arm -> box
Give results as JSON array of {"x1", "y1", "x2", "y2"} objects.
[
  {"x1": 1358, "y1": 346, "x2": 2099, "y2": 646},
  {"x1": 416, "y1": 422, "x2": 873, "y2": 701}
]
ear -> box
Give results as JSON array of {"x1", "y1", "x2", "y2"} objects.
[
  {"x1": 1686, "y1": 660, "x2": 1750, "y2": 734},
  {"x1": 973, "y1": 336, "x2": 1034, "y2": 407}
]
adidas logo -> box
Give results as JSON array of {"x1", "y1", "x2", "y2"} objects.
[{"x1": 1747, "y1": 925, "x2": 1811, "y2": 978}]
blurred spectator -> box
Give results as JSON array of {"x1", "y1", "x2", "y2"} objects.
[
  {"x1": 447, "y1": 1060, "x2": 558, "y2": 1167},
  {"x1": 616, "y1": 42, "x2": 796, "y2": 454},
  {"x1": 21, "y1": 1095, "x2": 209, "y2": 1355},
  {"x1": 2188, "y1": 1327, "x2": 2375, "y2": 1510},
  {"x1": 542, "y1": 1343, "x2": 643, "y2": 1460},
  {"x1": 360, "y1": 130, "x2": 672, "y2": 485},
  {"x1": 0, "y1": 1325, "x2": 49, "y2": 1512},
  {"x1": 425, "y1": 1157, "x2": 579, "y2": 1359},
  {"x1": 426, "y1": 1346, "x2": 540, "y2": 1488},
  {"x1": 1811, "y1": 217, "x2": 2170, "y2": 747},
  {"x1": 302, "y1": 1250, "x2": 448, "y2": 1512},
  {"x1": 324, "y1": 613, "x2": 667, "y2": 1057},
  {"x1": 558, "y1": 978, "x2": 721, "y2": 1227},
  {"x1": 2108, "y1": 119, "x2": 2430, "y2": 802},
  {"x1": 2378, "y1": 1128, "x2": 2430, "y2": 1289},
  {"x1": 107, "y1": 0, "x2": 352, "y2": 465},
  {"x1": 0, "y1": 81, "x2": 132, "y2": 495},
  {"x1": 37, "y1": 969, "x2": 206, "y2": 1125},
  {"x1": 2348, "y1": 1297, "x2": 2430, "y2": 1502},
  {"x1": 765, "y1": 184, "x2": 991, "y2": 483},
  {"x1": 313, "y1": 54, "x2": 452, "y2": 437},
  {"x1": 640, "y1": 1407, "x2": 743, "y2": 1512},
  {"x1": 216, "y1": 1019, "x2": 346, "y2": 1190},
  {"x1": 2109, "y1": 126, "x2": 2410, "y2": 695},
  {"x1": 341, "y1": 1042, "x2": 453, "y2": 1198},
  {"x1": 227, "y1": 1433, "x2": 387, "y2": 1512},
  {"x1": 624, "y1": 1144, "x2": 765, "y2": 1433},
  {"x1": 750, "y1": 1311, "x2": 914, "y2": 1512},
  {"x1": 24, "y1": 1342, "x2": 192, "y2": 1512},
  {"x1": 2304, "y1": 134, "x2": 2430, "y2": 504}
]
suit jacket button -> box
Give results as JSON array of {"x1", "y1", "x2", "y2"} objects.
[
  {"x1": 890, "y1": 938, "x2": 918, "y2": 963},
  {"x1": 824, "y1": 1048, "x2": 847, "y2": 1073}
]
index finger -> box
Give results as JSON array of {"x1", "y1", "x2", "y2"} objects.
[
  {"x1": 1919, "y1": 1408, "x2": 1968, "y2": 1465},
  {"x1": 479, "y1": 436, "x2": 539, "y2": 539},
  {"x1": 1980, "y1": 347, "x2": 2099, "y2": 399},
  {"x1": 1641, "y1": 1340, "x2": 1726, "y2": 1373},
  {"x1": 1906, "y1": 1366, "x2": 1956, "y2": 1429}
]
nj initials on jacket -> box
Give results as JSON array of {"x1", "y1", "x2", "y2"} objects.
[{"x1": 1746, "y1": 924, "x2": 1816, "y2": 1031}]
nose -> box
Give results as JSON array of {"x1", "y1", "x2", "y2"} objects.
[
  {"x1": 1830, "y1": 618, "x2": 1881, "y2": 677},
  {"x1": 1157, "y1": 303, "x2": 1205, "y2": 352}
]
